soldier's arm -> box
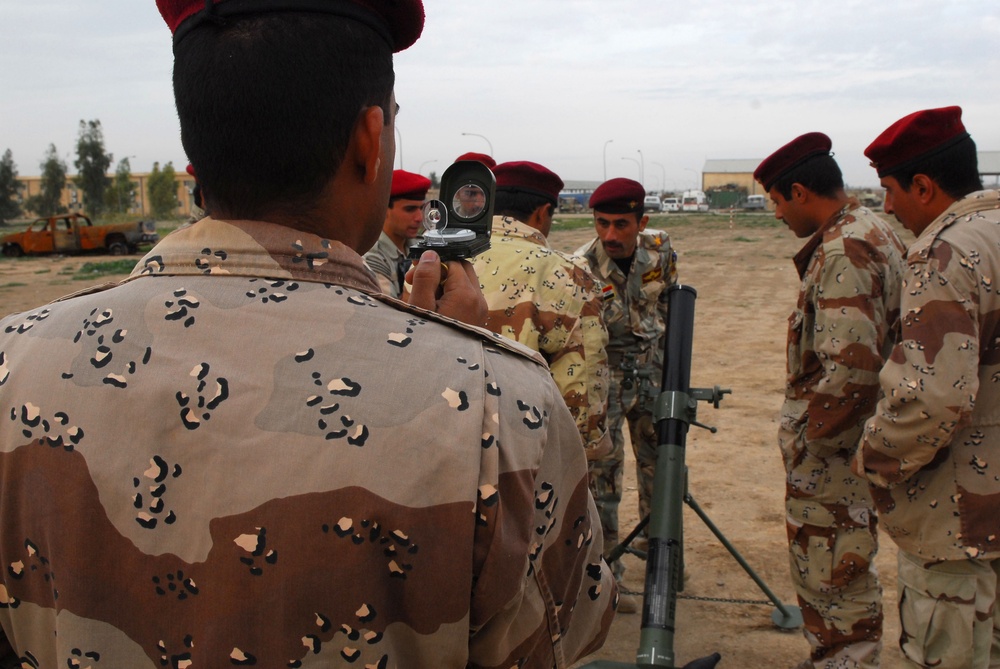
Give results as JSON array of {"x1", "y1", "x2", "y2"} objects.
[
  {"x1": 854, "y1": 247, "x2": 980, "y2": 488},
  {"x1": 468, "y1": 352, "x2": 616, "y2": 667},
  {"x1": 362, "y1": 249, "x2": 399, "y2": 298},
  {"x1": 804, "y1": 247, "x2": 888, "y2": 459},
  {"x1": 567, "y1": 273, "x2": 611, "y2": 460}
]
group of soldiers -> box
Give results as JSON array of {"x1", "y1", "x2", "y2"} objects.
[
  {"x1": 0, "y1": 0, "x2": 999, "y2": 667},
  {"x1": 364, "y1": 160, "x2": 678, "y2": 614}
]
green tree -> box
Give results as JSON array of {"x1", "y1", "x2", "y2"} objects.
[
  {"x1": 147, "y1": 161, "x2": 178, "y2": 219},
  {"x1": 74, "y1": 119, "x2": 113, "y2": 217},
  {"x1": 33, "y1": 144, "x2": 68, "y2": 217},
  {"x1": 0, "y1": 149, "x2": 22, "y2": 224},
  {"x1": 104, "y1": 157, "x2": 136, "y2": 214},
  {"x1": 429, "y1": 171, "x2": 440, "y2": 189}
]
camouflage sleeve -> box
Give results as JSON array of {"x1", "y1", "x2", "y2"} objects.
[
  {"x1": 574, "y1": 273, "x2": 611, "y2": 460},
  {"x1": 804, "y1": 248, "x2": 887, "y2": 459},
  {"x1": 468, "y1": 349, "x2": 616, "y2": 667},
  {"x1": 362, "y1": 252, "x2": 400, "y2": 299},
  {"x1": 652, "y1": 245, "x2": 678, "y2": 371},
  {"x1": 855, "y1": 245, "x2": 979, "y2": 487}
]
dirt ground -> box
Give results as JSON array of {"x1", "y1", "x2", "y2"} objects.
[{"x1": 0, "y1": 213, "x2": 913, "y2": 668}]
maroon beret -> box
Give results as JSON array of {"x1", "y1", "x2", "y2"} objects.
[
  {"x1": 185, "y1": 163, "x2": 196, "y2": 177},
  {"x1": 389, "y1": 169, "x2": 431, "y2": 201},
  {"x1": 865, "y1": 106, "x2": 969, "y2": 178},
  {"x1": 754, "y1": 132, "x2": 832, "y2": 191},
  {"x1": 494, "y1": 161, "x2": 564, "y2": 206},
  {"x1": 156, "y1": 0, "x2": 425, "y2": 52},
  {"x1": 455, "y1": 152, "x2": 497, "y2": 170},
  {"x1": 589, "y1": 178, "x2": 645, "y2": 214}
]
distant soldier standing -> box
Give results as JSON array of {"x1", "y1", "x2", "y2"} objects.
[
  {"x1": 473, "y1": 161, "x2": 611, "y2": 460},
  {"x1": 854, "y1": 106, "x2": 1000, "y2": 669},
  {"x1": 575, "y1": 177, "x2": 678, "y2": 612},
  {"x1": 754, "y1": 133, "x2": 906, "y2": 669},
  {"x1": 363, "y1": 169, "x2": 430, "y2": 298}
]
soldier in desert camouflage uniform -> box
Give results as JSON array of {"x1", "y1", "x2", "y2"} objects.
[
  {"x1": 854, "y1": 106, "x2": 1000, "y2": 669},
  {"x1": 755, "y1": 133, "x2": 906, "y2": 669},
  {"x1": 575, "y1": 178, "x2": 678, "y2": 610},
  {"x1": 363, "y1": 169, "x2": 431, "y2": 298},
  {"x1": 473, "y1": 161, "x2": 611, "y2": 459},
  {"x1": 0, "y1": 2, "x2": 617, "y2": 667}
]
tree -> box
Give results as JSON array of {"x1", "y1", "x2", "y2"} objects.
[
  {"x1": 147, "y1": 161, "x2": 178, "y2": 219},
  {"x1": 0, "y1": 149, "x2": 22, "y2": 224},
  {"x1": 74, "y1": 119, "x2": 113, "y2": 217},
  {"x1": 33, "y1": 144, "x2": 68, "y2": 217},
  {"x1": 104, "y1": 157, "x2": 136, "y2": 214},
  {"x1": 429, "y1": 171, "x2": 440, "y2": 189}
]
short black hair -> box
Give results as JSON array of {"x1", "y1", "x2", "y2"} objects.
[
  {"x1": 495, "y1": 189, "x2": 552, "y2": 222},
  {"x1": 888, "y1": 137, "x2": 982, "y2": 200},
  {"x1": 173, "y1": 12, "x2": 394, "y2": 219},
  {"x1": 772, "y1": 154, "x2": 843, "y2": 200}
]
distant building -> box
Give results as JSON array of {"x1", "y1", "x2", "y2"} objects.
[
  {"x1": 13, "y1": 171, "x2": 198, "y2": 220},
  {"x1": 980, "y1": 151, "x2": 1000, "y2": 188}
]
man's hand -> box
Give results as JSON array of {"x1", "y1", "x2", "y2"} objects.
[{"x1": 405, "y1": 250, "x2": 488, "y2": 327}]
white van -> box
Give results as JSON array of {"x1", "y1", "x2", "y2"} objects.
[
  {"x1": 643, "y1": 195, "x2": 662, "y2": 213},
  {"x1": 681, "y1": 190, "x2": 708, "y2": 212},
  {"x1": 660, "y1": 197, "x2": 680, "y2": 213},
  {"x1": 744, "y1": 194, "x2": 766, "y2": 210}
]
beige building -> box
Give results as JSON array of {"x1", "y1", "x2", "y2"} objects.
[{"x1": 14, "y1": 171, "x2": 197, "y2": 220}]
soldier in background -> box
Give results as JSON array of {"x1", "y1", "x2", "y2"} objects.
[
  {"x1": 472, "y1": 160, "x2": 611, "y2": 460},
  {"x1": 455, "y1": 152, "x2": 497, "y2": 170},
  {"x1": 754, "y1": 133, "x2": 906, "y2": 669},
  {"x1": 575, "y1": 177, "x2": 678, "y2": 613},
  {"x1": 0, "y1": 0, "x2": 617, "y2": 665},
  {"x1": 363, "y1": 169, "x2": 430, "y2": 298},
  {"x1": 854, "y1": 106, "x2": 1000, "y2": 669}
]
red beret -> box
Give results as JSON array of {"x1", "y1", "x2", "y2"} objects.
[
  {"x1": 754, "y1": 132, "x2": 832, "y2": 191},
  {"x1": 390, "y1": 169, "x2": 431, "y2": 201},
  {"x1": 589, "y1": 178, "x2": 645, "y2": 214},
  {"x1": 185, "y1": 163, "x2": 196, "y2": 177},
  {"x1": 494, "y1": 161, "x2": 564, "y2": 206},
  {"x1": 455, "y1": 152, "x2": 497, "y2": 170},
  {"x1": 156, "y1": 0, "x2": 425, "y2": 52},
  {"x1": 865, "y1": 106, "x2": 969, "y2": 178}
]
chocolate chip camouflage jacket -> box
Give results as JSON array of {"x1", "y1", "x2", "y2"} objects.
[
  {"x1": 780, "y1": 202, "x2": 906, "y2": 466},
  {"x1": 575, "y1": 230, "x2": 678, "y2": 392},
  {"x1": 855, "y1": 190, "x2": 1000, "y2": 561},
  {"x1": 473, "y1": 217, "x2": 611, "y2": 459},
  {"x1": 0, "y1": 218, "x2": 616, "y2": 668}
]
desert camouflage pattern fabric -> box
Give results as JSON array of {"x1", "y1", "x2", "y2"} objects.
[
  {"x1": 780, "y1": 201, "x2": 906, "y2": 669},
  {"x1": 362, "y1": 230, "x2": 407, "y2": 299},
  {"x1": 0, "y1": 217, "x2": 616, "y2": 668},
  {"x1": 473, "y1": 216, "x2": 611, "y2": 458},
  {"x1": 575, "y1": 229, "x2": 678, "y2": 570},
  {"x1": 852, "y1": 190, "x2": 1000, "y2": 668}
]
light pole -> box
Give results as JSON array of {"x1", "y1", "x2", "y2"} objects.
[
  {"x1": 622, "y1": 156, "x2": 640, "y2": 179},
  {"x1": 395, "y1": 127, "x2": 403, "y2": 169},
  {"x1": 603, "y1": 139, "x2": 614, "y2": 181},
  {"x1": 637, "y1": 150, "x2": 645, "y2": 189},
  {"x1": 418, "y1": 159, "x2": 437, "y2": 176},
  {"x1": 461, "y1": 132, "x2": 493, "y2": 155},
  {"x1": 653, "y1": 162, "x2": 667, "y2": 194}
]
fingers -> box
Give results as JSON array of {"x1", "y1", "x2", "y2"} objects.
[
  {"x1": 403, "y1": 251, "x2": 488, "y2": 327},
  {"x1": 405, "y1": 250, "x2": 443, "y2": 312}
]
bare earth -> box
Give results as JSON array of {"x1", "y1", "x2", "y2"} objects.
[{"x1": 0, "y1": 214, "x2": 913, "y2": 668}]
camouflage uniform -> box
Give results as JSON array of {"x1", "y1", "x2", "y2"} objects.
[
  {"x1": 473, "y1": 216, "x2": 611, "y2": 457},
  {"x1": 780, "y1": 202, "x2": 906, "y2": 669},
  {"x1": 362, "y1": 230, "x2": 408, "y2": 298},
  {"x1": 575, "y1": 229, "x2": 678, "y2": 571},
  {"x1": 854, "y1": 190, "x2": 1000, "y2": 669},
  {"x1": 0, "y1": 217, "x2": 616, "y2": 668}
]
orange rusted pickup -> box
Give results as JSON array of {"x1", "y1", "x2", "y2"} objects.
[{"x1": 1, "y1": 213, "x2": 158, "y2": 257}]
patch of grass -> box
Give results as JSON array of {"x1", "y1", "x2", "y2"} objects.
[
  {"x1": 73, "y1": 259, "x2": 137, "y2": 280},
  {"x1": 0, "y1": 282, "x2": 27, "y2": 289},
  {"x1": 732, "y1": 236, "x2": 757, "y2": 243},
  {"x1": 34, "y1": 269, "x2": 51, "y2": 274}
]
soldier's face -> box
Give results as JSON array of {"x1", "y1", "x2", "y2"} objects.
[
  {"x1": 880, "y1": 175, "x2": 931, "y2": 236},
  {"x1": 384, "y1": 198, "x2": 424, "y2": 246},
  {"x1": 593, "y1": 211, "x2": 648, "y2": 259},
  {"x1": 769, "y1": 187, "x2": 814, "y2": 238}
]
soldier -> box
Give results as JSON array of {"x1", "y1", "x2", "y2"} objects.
[
  {"x1": 363, "y1": 169, "x2": 430, "y2": 298},
  {"x1": 753, "y1": 133, "x2": 906, "y2": 669},
  {"x1": 853, "y1": 106, "x2": 1000, "y2": 669},
  {"x1": 472, "y1": 160, "x2": 611, "y2": 459},
  {"x1": 0, "y1": 1, "x2": 617, "y2": 667},
  {"x1": 575, "y1": 177, "x2": 678, "y2": 612}
]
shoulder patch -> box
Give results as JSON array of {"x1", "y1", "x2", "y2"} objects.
[{"x1": 641, "y1": 267, "x2": 663, "y2": 284}]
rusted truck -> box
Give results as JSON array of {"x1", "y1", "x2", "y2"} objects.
[{"x1": 1, "y1": 213, "x2": 158, "y2": 257}]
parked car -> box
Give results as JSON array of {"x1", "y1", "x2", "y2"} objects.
[
  {"x1": 661, "y1": 197, "x2": 681, "y2": 213},
  {"x1": 1, "y1": 213, "x2": 158, "y2": 257},
  {"x1": 681, "y1": 190, "x2": 709, "y2": 212},
  {"x1": 744, "y1": 194, "x2": 767, "y2": 210},
  {"x1": 643, "y1": 195, "x2": 662, "y2": 213}
]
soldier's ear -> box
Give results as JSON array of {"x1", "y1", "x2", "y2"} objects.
[
  {"x1": 790, "y1": 183, "x2": 809, "y2": 203},
  {"x1": 638, "y1": 214, "x2": 649, "y2": 231},
  {"x1": 911, "y1": 174, "x2": 936, "y2": 204}
]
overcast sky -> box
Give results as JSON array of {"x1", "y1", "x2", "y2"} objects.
[{"x1": 2, "y1": 1, "x2": 998, "y2": 191}]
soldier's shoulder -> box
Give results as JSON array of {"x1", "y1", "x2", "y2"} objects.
[{"x1": 640, "y1": 228, "x2": 672, "y2": 250}]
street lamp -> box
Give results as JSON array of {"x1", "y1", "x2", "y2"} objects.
[
  {"x1": 653, "y1": 162, "x2": 667, "y2": 194},
  {"x1": 603, "y1": 139, "x2": 614, "y2": 181},
  {"x1": 637, "y1": 149, "x2": 645, "y2": 189},
  {"x1": 622, "y1": 157, "x2": 640, "y2": 179},
  {"x1": 461, "y1": 132, "x2": 493, "y2": 155},
  {"x1": 418, "y1": 159, "x2": 437, "y2": 176},
  {"x1": 395, "y1": 127, "x2": 403, "y2": 169}
]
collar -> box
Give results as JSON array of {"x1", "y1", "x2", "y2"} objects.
[
  {"x1": 791, "y1": 200, "x2": 858, "y2": 279},
  {"x1": 493, "y1": 216, "x2": 548, "y2": 247}
]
